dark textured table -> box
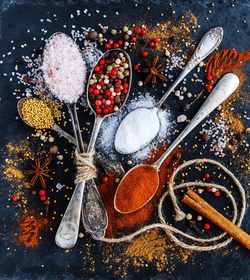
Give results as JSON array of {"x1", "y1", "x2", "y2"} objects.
[{"x1": 0, "y1": 1, "x2": 249, "y2": 279}]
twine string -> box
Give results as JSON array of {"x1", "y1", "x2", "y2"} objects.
[
  {"x1": 101, "y1": 159, "x2": 246, "y2": 251},
  {"x1": 75, "y1": 150, "x2": 97, "y2": 184}
]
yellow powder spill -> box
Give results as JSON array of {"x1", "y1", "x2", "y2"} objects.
[
  {"x1": 145, "y1": 12, "x2": 197, "y2": 52},
  {"x1": 4, "y1": 166, "x2": 24, "y2": 180},
  {"x1": 2, "y1": 140, "x2": 35, "y2": 209},
  {"x1": 125, "y1": 229, "x2": 192, "y2": 268},
  {"x1": 95, "y1": 229, "x2": 192, "y2": 278}
]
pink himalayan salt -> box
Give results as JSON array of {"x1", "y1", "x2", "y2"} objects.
[{"x1": 42, "y1": 32, "x2": 86, "y2": 103}]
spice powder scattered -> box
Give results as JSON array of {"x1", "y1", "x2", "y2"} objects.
[
  {"x1": 16, "y1": 212, "x2": 49, "y2": 248},
  {"x1": 206, "y1": 48, "x2": 250, "y2": 82}
]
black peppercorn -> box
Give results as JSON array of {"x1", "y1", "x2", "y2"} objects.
[
  {"x1": 124, "y1": 34, "x2": 130, "y2": 41},
  {"x1": 201, "y1": 132, "x2": 211, "y2": 142}
]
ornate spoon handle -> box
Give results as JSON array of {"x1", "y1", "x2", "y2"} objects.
[{"x1": 158, "y1": 27, "x2": 223, "y2": 108}]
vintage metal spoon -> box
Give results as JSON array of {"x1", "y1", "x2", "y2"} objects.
[
  {"x1": 114, "y1": 73, "x2": 239, "y2": 214},
  {"x1": 114, "y1": 27, "x2": 224, "y2": 154},
  {"x1": 82, "y1": 48, "x2": 132, "y2": 239},
  {"x1": 17, "y1": 97, "x2": 76, "y2": 144},
  {"x1": 42, "y1": 32, "x2": 107, "y2": 248}
]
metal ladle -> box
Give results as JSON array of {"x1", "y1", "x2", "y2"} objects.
[
  {"x1": 114, "y1": 73, "x2": 239, "y2": 214},
  {"x1": 114, "y1": 27, "x2": 224, "y2": 155},
  {"x1": 17, "y1": 97, "x2": 76, "y2": 144}
]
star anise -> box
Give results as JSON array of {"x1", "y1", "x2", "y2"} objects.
[
  {"x1": 24, "y1": 156, "x2": 52, "y2": 188},
  {"x1": 141, "y1": 55, "x2": 167, "y2": 87}
]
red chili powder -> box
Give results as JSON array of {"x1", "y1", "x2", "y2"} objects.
[
  {"x1": 206, "y1": 48, "x2": 250, "y2": 81},
  {"x1": 16, "y1": 213, "x2": 49, "y2": 248},
  {"x1": 98, "y1": 145, "x2": 181, "y2": 238}
]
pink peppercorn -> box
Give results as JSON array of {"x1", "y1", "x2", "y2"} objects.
[
  {"x1": 134, "y1": 27, "x2": 141, "y2": 34},
  {"x1": 131, "y1": 36, "x2": 137, "y2": 43},
  {"x1": 204, "y1": 223, "x2": 211, "y2": 230},
  {"x1": 149, "y1": 41, "x2": 155, "y2": 48},
  {"x1": 123, "y1": 83, "x2": 129, "y2": 89},
  {"x1": 12, "y1": 195, "x2": 19, "y2": 202},
  {"x1": 105, "y1": 43, "x2": 111, "y2": 50},
  {"x1": 203, "y1": 172, "x2": 211, "y2": 180},
  {"x1": 39, "y1": 189, "x2": 46, "y2": 196},
  {"x1": 206, "y1": 84, "x2": 213, "y2": 91},
  {"x1": 207, "y1": 74, "x2": 213, "y2": 81},
  {"x1": 93, "y1": 89, "x2": 100, "y2": 95},
  {"x1": 117, "y1": 39, "x2": 123, "y2": 45},
  {"x1": 154, "y1": 37, "x2": 160, "y2": 43},
  {"x1": 96, "y1": 108, "x2": 102, "y2": 114},
  {"x1": 214, "y1": 191, "x2": 221, "y2": 197},
  {"x1": 141, "y1": 28, "x2": 146, "y2": 35},
  {"x1": 99, "y1": 59, "x2": 105, "y2": 65},
  {"x1": 95, "y1": 100, "x2": 102, "y2": 106}
]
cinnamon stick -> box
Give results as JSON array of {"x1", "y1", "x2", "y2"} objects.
[{"x1": 182, "y1": 189, "x2": 250, "y2": 250}]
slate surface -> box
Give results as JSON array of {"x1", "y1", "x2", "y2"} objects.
[{"x1": 0, "y1": 0, "x2": 249, "y2": 279}]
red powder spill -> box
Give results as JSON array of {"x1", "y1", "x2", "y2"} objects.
[
  {"x1": 16, "y1": 212, "x2": 49, "y2": 248},
  {"x1": 98, "y1": 145, "x2": 181, "y2": 238},
  {"x1": 206, "y1": 48, "x2": 250, "y2": 81}
]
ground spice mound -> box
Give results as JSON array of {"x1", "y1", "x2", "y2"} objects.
[
  {"x1": 16, "y1": 212, "x2": 49, "y2": 248},
  {"x1": 206, "y1": 48, "x2": 250, "y2": 81},
  {"x1": 99, "y1": 228, "x2": 192, "y2": 277},
  {"x1": 98, "y1": 144, "x2": 181, "y2": 237},
  {"x1": 114, "y1": 165, "x2": 159, "y2": 213},
  {"x1": 125, "y1": 229, "x2": 192, "y2": 271}
]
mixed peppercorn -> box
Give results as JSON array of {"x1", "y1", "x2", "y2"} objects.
[{"x1": 87, "y1": 50, "x2": 131, "y2": 116}]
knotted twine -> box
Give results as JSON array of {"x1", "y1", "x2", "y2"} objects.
[
  {"x1": 75, "y1": 150, "x2": 97, "y2": 184},
  {"x1": 101, "y1": 159, "x2": 247, "y2": 252}
]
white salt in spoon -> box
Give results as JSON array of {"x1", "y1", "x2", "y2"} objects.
[
  {"x1": 42, "y1": 32, "x2": 107, "y2": 248},
  {"x1": 115, "y1": 27, "x2": 223, "y2": 154}
]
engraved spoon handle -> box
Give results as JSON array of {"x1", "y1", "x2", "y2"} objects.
[
  {"x1": 155, "y1": 73, "x2": 239, "y2": 168},
  {"x1": 55, "y1": 103, "x2": 86, "y2": 249},
  {"x1": 52, "y1": 123, "x2": 77, "y2": 145},
  {"x1": 157, "y1": 27, "x2": 223, "y2": 108},
  {"x1": 83, "y1": 117, "x2": 108, "y2": 239}
]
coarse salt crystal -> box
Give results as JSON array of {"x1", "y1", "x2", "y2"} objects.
[
  {"x1": 115, "y1": 107, "x2": 161, "y2": 154},
  {"x1": 42, "y1": 33, "x2": 86, "y2": 103}
]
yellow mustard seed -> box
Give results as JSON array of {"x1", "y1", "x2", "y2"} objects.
[{"x1": 21, "y1": 98, "x2": 55, "y2": 129}]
